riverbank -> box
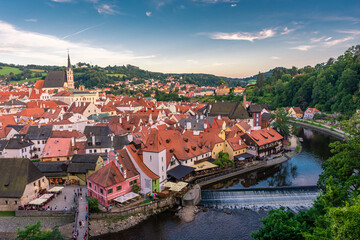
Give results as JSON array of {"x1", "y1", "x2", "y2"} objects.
[{"x1": 293, "y1": 120, "x2": 346, "y2": 140}]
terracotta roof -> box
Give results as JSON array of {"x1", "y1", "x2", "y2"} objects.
[
  {"x1": 51, "y1": 130, "x2": 85, "y2": 139},
  {"x1": 226, "y1": 136, "x2": 247, "y2": 151},
  {"x1": 87, "y1": 161, "x2": 125, "y2": 188},
  {"x1": 116, "y1": 149, "x2": 139, "y2": 179},
  {"x1": 125, "y1": 145, "x2": 159, "y2": 180},
  {"x1": 41, "y1": 138, "x2": 73, "y2": 158},
  {"x1": 144, "y1": 129, "x2": 166, "y2": 153},
  {"x1": 20, "y1": 108, "x2": 45, "y2": 118},
  {"x1": 246, "y1": 128, "x2": 283, "y2": 146},
  {"x1": 34, "y1": 80, "x2": 44, "y2": 89},
  {"x1": 306, "y1": 108, "x2": 320, "y2": 114},
  {"x1": 68, "y1": 102, "x2": 91, "y2": 114}
]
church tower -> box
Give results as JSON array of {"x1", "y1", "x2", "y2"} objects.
[{"x1": 66, "y1": 53, "x2": 75, "y2": 90}]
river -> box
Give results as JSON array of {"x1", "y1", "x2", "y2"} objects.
[{"x1": 92, "y1": 128, "x2": 338, "y2": 240}]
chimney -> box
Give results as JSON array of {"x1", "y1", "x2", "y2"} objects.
[
  {"x1": 71, "y1": 137, "x2": 75, "y2": 147},
  {"x1": 119, "y1": 117, "x2": 122, "y2": 124},
  {"x1": 267, "y1": 127, "x2": 270, "y2": 131},
  {"x1": 239, "y1": 139, "x2": 242, "y2": 145},
  {"x1": 110, "y1": 135, "x2": 114, "y2": 143},
  {"x1": 126, "y1": 115, "x2": 130, "y2": 122},
  {"x1": 186, "y1": 121, "x2": 191, "y2": 130},
  {"x1": 127, "y1": 134, "x2": 133, "y2": 142},
  {"x1": 123, "y1": 169, "x2": 127, "y2": 179},
  {"x1": 218, "y1": 115, "x2": 221, "y2": 120},
  {"x1": 92, "y1": 135, "x2": 95, "y2": 146}
]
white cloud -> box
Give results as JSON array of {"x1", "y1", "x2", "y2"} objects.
[
  {"x1": 290, "y1": 45, "x2": 314, "y2": 51},
  {"x1": 146, "y1": 12, "x2": 152, "y2": 17},
  {"x1": 230, "y1": 4, "x2": 237, "y2": 7},
  {"x1": 96, "y1": 4, "x2": 118, "y2": 15},
  {"x1": 322, "y1": 36, "x2": 353, "y2": 47},
  {"x1": 337, "y1": 29, "x2": 360, "y2": 35},
  {"x1": 193, "y1": 0, "x2": 239, "y2": 3},
  {"x1": 281, "y1": 27, "x2": 295, "y2": 35},
  {"x1": 25, "y1": 19, "x2": 37, "y2": 22},
  {"x1": 209, "y1": 28, "x2": 276, "y2": 42},
  {"x1": 0, "y1": 20, "x2": 155, "y2": 66},
  {"x1": 271, "y1": 56, "x2": 280, "y2": 60},
  {"x1": 310, "y1": 36, "x2": 332, "y2": 43}
]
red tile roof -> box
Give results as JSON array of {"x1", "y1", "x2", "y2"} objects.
[
  {"x1": 247, "y1": 128, "x2": 283, "y2": 146},
  {"x1": 87, "y1": 161, "x2": 125, "y2": 188},
  {"x1": 116, "y1": 149, "x2": 139, "y2": 179},
  {"x1": 41, "y1": 138, "x2": 73, "y2": 158},
  {"x1": 125, "y1": 145, "x2": 159, "y2": 180}
]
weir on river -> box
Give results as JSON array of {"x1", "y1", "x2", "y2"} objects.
[{"x1": 200, "y1": 186, "x2": 320, "y2": 209}]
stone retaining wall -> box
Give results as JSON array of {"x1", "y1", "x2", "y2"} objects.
[
  {"x1": 294, "y1": 121, "x2": 346, "y2": 140},
  {"x1": 90, "y1": 197, "x2": 176, "y2": 219},
  {"x1": 15, "y1": 210, "x2": 74, "y2": 217}
]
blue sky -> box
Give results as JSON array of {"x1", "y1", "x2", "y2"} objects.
[{"x1": 0, "y1": 0, "x2": 359, "y2": 77}]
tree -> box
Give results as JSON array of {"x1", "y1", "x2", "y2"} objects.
[
  {"x1": 213, "y1": 151, "x2": 234, "y2": 167},
  {"x1": 251, "y1": 207, "x2": 306, "y2": 240},
  {"x1": 271, "y1": 108, "x2": 292, "y2": 138},
  {"x1": 15, "y1": 220, "x2": 65, "y2": 240},
  {"x1": 256, "y1": 72, "x2": 265, "y2": 89},
  {"x1": 88, "y1": 197, "x2": 100, "y2": 213},
  {"x1": 131, "y1": 184, "x2": 141, "y2": 193}
]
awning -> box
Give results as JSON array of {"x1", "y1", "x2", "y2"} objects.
[
  {"x1": 114, "y1": 192, "x2": 140, "y2": 203},
  {"x1": 29, "y1": 198, "x2": 47, "y2": 205},
  {"x1": 140, "y1": 188, "x2": 152, "y2": 195},
  {"x1": 234, "y1": 153, "x2": 255, "y2": 161},
  {"x1": 169, "y1": 181, "x2": 188, "y2": 192},
  {"x1": 167, "y1": 165, "x2": 195, "y2": 180},
  {"x1": 48, "y1": 186, "x2": 64, "y2": 193},
  {"x1": 40, "y1": 193, "x2": 54, "y2": 200},
  {"x1": 164, "y1": 182, "x2": 176, "y2": 188},
  {"x1": 191, "y1": 161, "x2": 218, "y2": 171}
]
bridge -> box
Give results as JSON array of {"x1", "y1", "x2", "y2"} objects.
[{"x1": 200, "y1": 185, "x2": 320, "y2": 209}]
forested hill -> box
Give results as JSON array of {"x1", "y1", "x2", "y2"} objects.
[
  {"x1": 0, "y1": 62, "x2": 256, "y2": 87},
  {"x1": 246, "y1": 45, "x2": 360, "y2": 116}
]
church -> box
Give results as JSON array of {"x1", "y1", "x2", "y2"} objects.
[{"x1": 42, "y1": 54, "x2": 75, "y2": 93}]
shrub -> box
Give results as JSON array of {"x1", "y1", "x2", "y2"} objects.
[{"x1": 88, "y1": 197, "x2": 100, "y2": 213}]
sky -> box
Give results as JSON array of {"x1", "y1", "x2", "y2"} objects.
[{"x1": 0, "y1": 0, "x2": 359, "y2": 78}]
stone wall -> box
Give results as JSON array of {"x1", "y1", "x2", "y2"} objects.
[
  {"x1": 90, "y1": 197, "x2": 175, "y2": 219},
  {"x1": 15, "y1": 210, "x2": 74, "y2": 217}
]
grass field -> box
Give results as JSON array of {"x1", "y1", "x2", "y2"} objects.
[
  {"x1": 107, "y1": 74, "x2": 126, "y2": 78},
  {"x1": 0, "y1": 211, "x2": 15, "y2": 217},
  {"x1": 0, "y1": 66, "x2": 22, "y2": 75},
  {"x1": 29, "y1": 69, "x2": 45, "y2": 72},
  {"x1": 10, "y1": 73, "x2": 47, "y2": 84}
]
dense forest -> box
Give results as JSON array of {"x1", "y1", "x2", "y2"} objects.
[{"x1": 246, "y1": 45, "x2": 360, "y2": 116}]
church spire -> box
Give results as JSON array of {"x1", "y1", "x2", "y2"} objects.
[{"x1": 67, "y1": 50, "x2": 72, "y2": 69}]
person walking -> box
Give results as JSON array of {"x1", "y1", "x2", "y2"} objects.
[{"x1": 64, "y1": 195, "x2": 67, "y2": 201}]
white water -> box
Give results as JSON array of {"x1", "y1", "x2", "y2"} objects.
[{"x1": 201, "y1": 187, "x2": 320, "y2": 210}]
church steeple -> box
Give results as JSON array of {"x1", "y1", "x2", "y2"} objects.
[{"x1": 66, "y1": 51, "x2": 74, "y2": 90}]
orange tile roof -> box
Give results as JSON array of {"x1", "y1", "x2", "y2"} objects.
[
  {"x1": 247, "y1": 128, "x2": 283, "y2": 146},
  {"x1": 125, "y1": 145, "x2": 159, "y2": 180},
  {"x1": 41, "y1": 138, "x2": 73, "y2": 158},
  {"x1": 226, "y1": 136, "x2": 247, "y2": 151},
  {"x1": 87, "y1": 161, "x2": 125, "y2": 188},
  {"x1": 20, "y1": 108, "x2": 45, "y2": 118}
]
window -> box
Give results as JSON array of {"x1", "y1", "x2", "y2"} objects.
[
  {"x1": 105, "y1": 149, "x2": 108, "y2": 153},
  {"x1": 162, "y1": 157, "x2": 163, "y2": 162},
  {"x1": 116, "y1": 185, "x2": 122, "y2": 191},
  {"x1": 42, "y1": 140, "x2": 45, "y2": 144},
  {"x1": 57, "y1": 158, "x2": 60, "y2": 161},
  {"x1": 89, "y1": 150, "x2": 92, "y2": 153},
  {"x1": 42, "y1": 179, "x2": 44, "y2": 182},
  {"x1": 33, "y1": 182, "x2": 36, "y2": 186},
  {"x1": 14, "y1": 200, "x2": 17, "y2": 205},
  {"x1": 100, "y1": 189, "x2": 103, "y2": 194},
  {"x1": 95, "y1": 186, "x2": 96, "y2": 191},
  {"x1": 150, "y1": 155, "x2": 152, "y2": 161},
  {"x1": 89, "y1": 182, "x2": 92, "y2": 188},
  {"x1": 38, "y1": 141, "x2": 40, "y2": 144},
  {"x1": 107, "y1": 188, "x2": 113, "y2": 194},
  {"x1": 5, "y1": 200, "x2": 8, "y2": 205}
]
